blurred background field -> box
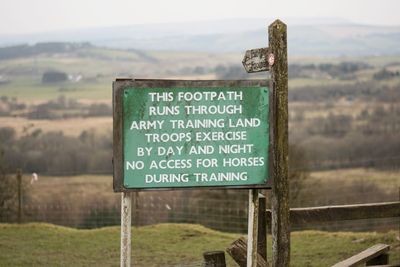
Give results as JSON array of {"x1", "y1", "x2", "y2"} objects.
[{"x1": 0, "y1": 16, "x2": 400, "y2": 266}]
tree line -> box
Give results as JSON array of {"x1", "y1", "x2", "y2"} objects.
[
  {"x1": 0, "y1": 128, "x2": 112, "y2": 175},
  {"x1": 289, "y1": 82, "x2": 400, "y2": 102},
  {"x1": 293, "y1": 104, "x2": 400, "y2": 170},
  {"x1": 0, "y1": 95, "x2": 112, "y2": 119}
]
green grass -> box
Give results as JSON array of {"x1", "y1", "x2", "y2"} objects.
[
  {"x1": 0, "y1": 48, "x2": 238, "y2": 103},
  {"x1": 0, "y1": 77, "x2": 112, "y2": 101},
  {"x1": 289, "y1": 55, "x2": 400, "y2": 67},
  {"x1": 309, "y1": 168, "x2": 400, "y2": 194},
  {"x1": 3, "y1": 48, "x2": 399, "y2": 103},
  {"x1": 291, "y1": 230, "x2": 400, "y2": 266},
  {"x1": 0, "y1": 223, "x2": 398, "y2": 267},
  {"x1": 288, "y1": 77, "x2": 357, "y2": 88},
  {"x1": 27, "y1": 175, "x2": 116, "y2": 205}
]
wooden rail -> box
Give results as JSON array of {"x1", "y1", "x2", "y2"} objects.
[
  {"x1": 226, "y1": 237, "x2": 269, "y2": 267},
  {"x1": 222, "y1": 201, "x2": 399, "y2": 267},
  {"x1": 265, "y1": 201, "x2": 400, "y2": 225},
  {"x1": 332, "y1": 243, "x2": 390, "y2": 267}
]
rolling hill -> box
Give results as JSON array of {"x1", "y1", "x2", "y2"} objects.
[{"x1": 1, "y1": 18, "x2": 400, "y2": 56}]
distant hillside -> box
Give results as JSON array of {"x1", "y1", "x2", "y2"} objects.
[
  {"x1": 94, "y1": 25, "x2": 400, "y2": 56},
  {"x1": 0, "y1": 42, "x2": 92, "y2": 60},
  {"x1": 1, "y1": 18, "x2": 400, "y2": 56}
]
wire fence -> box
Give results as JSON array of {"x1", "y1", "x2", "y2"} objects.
[
  {"x1": 1, "y1": 189, "x2": 398, "y2": 233},
  {"x1": 0, "y1": 176, "x2": 399, "y2": 267}
]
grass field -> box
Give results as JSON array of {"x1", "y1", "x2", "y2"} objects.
[
  {"x1": 0, "y1": 49, "x2": 238, "y2": 103},
  {"x1": 1, "y1": 48, "x2": 399, "y2": 104},
  {"x1": 0, "y1": 116, "x2": 112, "y2": 137},
  {"x1": 24, "y1": 168, "x2": 400, "y2": 208},
  {"x1": 1, "y1": 48, "x2": 399, "y2": 143},
  {"x1": 0, "y1": 223, "x2": 398, "y2": 267},
  {"x1": 17, "y1": 169, "x2": 398, "y2": 233},
  {"x1": 310, "y1": 168, "x2": 400, "y2": 194},
  {"x1": 0, "y1": 77, "x2": 113, "y2": 102},
  {"x1": 289, "y1": 55, "x2": 400, "y2": 67},
  {"x1": 297, "y1": 168, "x2": 400, "y2": 207},
  {"x1": 18, "y1": 168, "x2": 399, "y2": 229}
]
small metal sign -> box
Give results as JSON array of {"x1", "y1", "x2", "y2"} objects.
[
  {"x1": 113, "y1": 79, "x2": 273, "y2": 191},
  {"x1": 242, "y1": 47, "x2": 270, "y2": 73}
]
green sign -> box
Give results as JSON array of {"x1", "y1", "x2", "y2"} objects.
[{"x1": 121, "y1": 85, "x2": 269, "y2": 189}]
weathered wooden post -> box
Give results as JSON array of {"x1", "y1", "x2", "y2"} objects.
[
  {"x1": 257, "y1": 194, "x2": 267, "y2": 261},
  {"x1": 203, "y1": 251, "x2": 227, "y2": 267},
  {"x1": 227, "y1": 237, "x2": 269, "y2": 267},
  {"x1": 17, "y1": 169, "x2": 23, "y2": 223},
  {"x1": 120, "y1": 192, "x2": 132, "y2": 267},
  {"x1": 247, "y1": 189, "x2": 259, "y2": 267},
  {"x1": 242, "y1": 19, "x2": 290, "y2": 266},
  {"x1": 133, "y1": 191, "x2": 139, "y2": 226},
  {"x1": 269, "y1": 20, "x2": 290, "y2": 267}
]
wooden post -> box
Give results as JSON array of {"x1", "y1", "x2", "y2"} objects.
[
  {"x1": 16, "y1": 169, "x2": 22, "y2": 223},
  {"x1": 203, "y1": 251, "x2": 227, "y2": 267},
  {"x1": 227, "y1": 237, "x2": 269, "y2": 267},
  {"x1": 247, "y1": 189, "x2": 259, "y2": 267},
  {"x1": 366, "y1": 253, "x2": 389, "y2": 266},
  {"x1": 269, "y1": 20, "x2": 290, "y2": 267},
  {"x1": 121, "y1": 192, "x2": 132, "y2": 267},
  {"x1": 257, "y1": 194, "x2": 267, "y2": 262},
  {"x1": 133, "y1": 191, "x2": 139, "y2": 226}
]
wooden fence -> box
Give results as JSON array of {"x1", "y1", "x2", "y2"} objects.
[
  {"x1": 204, "y1": 200, "x2": 400, "y2": 267},
  {"x1": 267, "y1": 201, "x2": 400, "y2": 225}
]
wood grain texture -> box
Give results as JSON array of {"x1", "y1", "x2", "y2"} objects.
[
  {"x1": 112, "y1": 80, "x2": 127, "y2": 192},
  {"x1": 269, "y1": 19, "x2": 290, "y2": 267},
  {"x1": 257, "y1": 195, "x2": 267, "y2": 261},
  {"x1": 203, "y1": 251, "x2": 227, "y2": 267},
  {"x1": 247, "y1": 189, "x2": 260, "y2": 267},
  {"x1": 265, "y1": 201, "x2": 400, "y2": 224},
  {"x1": 227, "y1": 237, "x2": 269, "y2": 267},
  {"x1": 332, "y1": 244, "x2": 390, "y2": 267},
  {"x1": 120, "y1": 192, "x2": 132, "y2": 267}
]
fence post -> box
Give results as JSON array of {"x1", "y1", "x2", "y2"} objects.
[
  {"x1": 203, "y1": 251, "x2": 226, "y2": 267},
  {"x1": 133, "y1": 191, "x2": 139, "y2": 226},
  {"x1": 226, "y1": 237, "x2": 269, "y2": 267},
  {"x1": 269, "y1": 19, "x2": 290, "y2": 267},
  {"x1": 121, "y1": 192, "x2": 132, "y2": 267},
  {"x1": 257, "y1": 194, "x2": 267, "y2": 262},
  {"x1": 17, "y1": 169, "x2": 23, "y2": 223},
  {"x1": 247, "y1": 189, "x2": 259, "y2": 267}
]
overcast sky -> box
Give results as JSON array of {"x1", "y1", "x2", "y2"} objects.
[{"x1": 0, "y1": 0, "x2": 399, "y2": 35}]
